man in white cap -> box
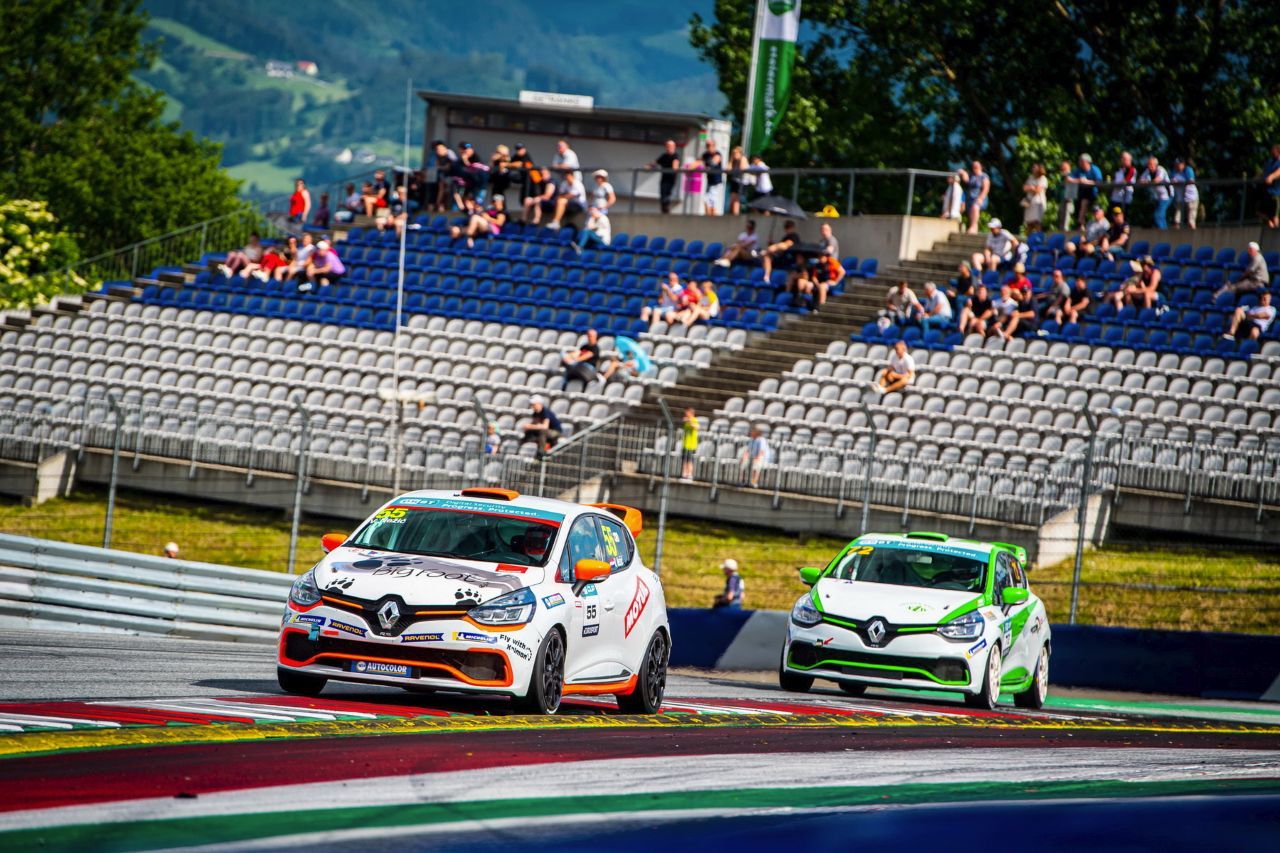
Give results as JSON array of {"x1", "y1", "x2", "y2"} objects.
[
  {"x1": 1216, "y1": 242, "x2": 1271, "y2": 300},
  {"x1": 519, "y1": 395, "x2": 564, "y2": 457},
  {"x1": 972, "y1": 218, "x2": 1019, "y2": 272},
  {"x1": 163, "y1": 542, "x2": 180, "y2": 559},
  {"x1": 713, "y1": 559, "x2": 745, "y2": 609},
  {"x1": 299, "y1": 239, "x2": 345, "y2": 293}
]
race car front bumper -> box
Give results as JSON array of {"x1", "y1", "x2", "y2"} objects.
[{"x1": 785, "y1": 623, "x2": 981, "y2": 691}]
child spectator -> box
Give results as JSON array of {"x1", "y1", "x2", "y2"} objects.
[
  {"x1": 739, "y1": 426, "x2": 772, "y2": 488},
  {"x1": 680, "y1": 408, "x2": 699, "y2": 481},
  {"x1": 680, "y1": 279, "x2": 720, "y2": 326},
  {"x1": 254, "y1": 241, "x2": 292, "y2": 282},
  {"x1": 484, "y1": 422, "x2": 501, "y2": 455},
  {"x1": 450, "y1": 195, "x2": 507, "y2": 247}
]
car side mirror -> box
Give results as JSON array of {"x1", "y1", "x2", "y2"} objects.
[
  {"x1": 798, "y1": 566, "x2": 823, "y2": 586},
  {"x1": 1002, "y1": 587, "x2": 1029, "y2": 605},
  {"x1": 575, "y1": 559, "x2": 612, "y2": 583},
  {"x1": 321, "y1": 533, "x2": 347, "y2": 553}
]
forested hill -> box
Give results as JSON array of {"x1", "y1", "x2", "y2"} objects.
[{"x1": 138, "y1": 0, "x2": 721, "y2": 197}]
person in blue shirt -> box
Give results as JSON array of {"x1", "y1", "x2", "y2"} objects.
[
  {"x1": 1068, "y1": 154, "x2": 1103, "y2": 227},
  {"x1": 1262, "y1": 144, "x2": 1280, "y2": 229},
  {"x1": 740, "y1": 425, "x2": 773, "y2": 488},
  {"x1": 713, "y1": 559, "x2": 746, "y2": 609},
  {"x1": 1170, "y1": 157, "x2": 1199, "y2": 230}
]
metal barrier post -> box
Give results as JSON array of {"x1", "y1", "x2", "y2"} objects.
[
  {"x1": 1257, "y1": 453, "x2": 1267, "y2": 525},
  {"x1": 102, "y1": 393, "x2": 124, "y2": 549},
  {"x1": 859, "y1": 403, "x2": 876, "y2": 534},
  {"x1": 835, "y1": 448, "x2": 847, "y2": 518},
  {"x1": 287, "y1": 395, "x2": 311, "y2": 575},
  {"x1": 131, "y1": 399, "x2": 145, "y2": 471},
  {"x1": 1069, "y1": 407, "x2": 1098, "y2": 625},
  {"x1": 901, "y1": 460, "x2": 912, "y2": 529},
  {"x1": 846, "y1": 171, "x2": 855, "y2": 217},
  {"x1": 968, "y1": 473, "x2": 981, "y2": 535},
  {"x1": 574, "y1": 432, "x2": 589, "y2": 503},
  {"x1": 771, "y1": 441, "x2": 783, "y2": 510},
  {"x1": 1184, "y1": 440, "x2": 1197, "y2": 515},
  {"x1": 653, "y1": 397, "x2": 676, "y2": 575},
  {"x1": 628, "y1": 169, "x2": 638, "y2": 215},
  {"x1": 709, "y1": 433, "x2": 722, "y2": 503}
]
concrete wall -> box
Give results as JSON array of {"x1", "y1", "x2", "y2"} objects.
[
  {"x1": 1036, "y1": 493, "x2": 1112, "y2": 568},
  {"x1": 0, "y1": 453, "x2": 76, "y2": 506},
  {"x1": 1110, "y1": 490, "x2": 1280, "y2": 545}
]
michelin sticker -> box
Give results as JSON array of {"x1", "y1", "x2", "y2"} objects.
[{"x1": 453, "y1": 631, "x2": 499, "y2": 645}]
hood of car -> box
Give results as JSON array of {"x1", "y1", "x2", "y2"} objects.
[
  {"x1": 813, "y1": 579, "x2": 981, "y2": 625},
  {"x1": 315, "y1": 547, "x2": 542, "y2": 607}
]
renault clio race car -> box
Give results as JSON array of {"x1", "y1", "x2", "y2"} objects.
[
  {"x1": 780, "y1": 532, "x2": 1050, "y2": 710},
  {"x1": 277, "y1": 488, "x2": 670, "y2": 714}
]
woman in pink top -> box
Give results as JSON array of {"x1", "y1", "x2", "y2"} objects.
[{"x1": 298, "y1": 240, "x2": 345, "y2": 293}]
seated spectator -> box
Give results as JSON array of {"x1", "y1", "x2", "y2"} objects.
[
  {"x1": 1100, "y1": 206, "x2": 1130, "y2": 260},
  {"x1": 488, "y1": 144, "x2": 512, "y2": 199},
  {"x1": 1006, "y1": 262, "x2": 1033, "y2": 295},
  {"x1": 450, "y1": 195, "x2": 507, "y2": 247},
  {"x1": 575, "y1": 208, "x2": 611, "y2": 252},
  {"x1": 714, "y1": 219, "x2": 760, "y2": 267},
  {"x1": 1056, "y1": 276, "x2": 1092, "y2": 324},
  {"x1": 288, "y1": 179, "x2": 311, "y2": 224},
  {"x1": 870, "y1": 340, "x2": 916, "y2": 395},
  {"x1": 996, "y1": 288, "x2": 1039, "y2": 339},
  {"x1": 287, "y1": 233, "x2": 315, "y2": 280},
  {"x1": 297, "y1": 240, "x2": 344, "y2": 293},
  {"x1": 560, "y1": 329, "x2": 600, "y2": 390},
  {"x1": 218, "y1": 232, "x2": 264, "y2": 278},
  {"x1": 641, "y1": 271, "x2": 686, "y2": 325},
  {"x1": 878, "y1": 280, "x2": 920, "y2": 329},
  {"x1": 958, "y1": 284, "x2": 996, "y2": 336},
  {"x1": 1038, "y1": 269, "x2": 1072, "y2": 320},
  {"x1": 972, "y1": 219, "x2": 1018, "y2": 271},
  {"x1": 987, "y1": 285, "x2": 1017, "y2": 337},
  {"x1": 689, "y1": 279, "x2": 721, "y2": 324},
  {"x1": 378, "y1": 185, "x2": 410, "y2": 237},
  {"x1": 1215, "y1": 242, "x2": 1271, "y2": 299},
  {"x1": 739, "y1": 425, "x2": 772, "y2": 488},
  {"x1": 359, "y1": 181, "x2": 380, "y2": 217},
  {"x1": 947, "y1": 262, "x2": 976, "y2": 314},
  {"x1": 342, "y1": 183, "x2": 361, "y2": 215},
  {"x1": 599, "y1": 335, "x2": 654, "y2": 385},
  {"x1": 1067, "y1": 206, "x2": 1111, "y2": 257},
  {"x1": 519, "y1": 396, "x2": 563, "y2": 457},
  {"x1": 784, "y1": 251, "x2": 813, "y2": 305},
  {"x1": 254, "y1": 240, "x2": 293, "y2": 282},
  {"x1": 817, "y1": 222, "x2": 845, "y2": 281},
  {"x1": 1223, "y1": 291, "x2": 1275, "y2": 341},
  {"x1": 1109, "y1": 255, "x2": 1161, "y2": 309},
  {"x1": 484, "y1": 421, "x2": 501, "y2": 455},
  {"x1": 523, "y1": 178, "x2": 555, "y2": 225},
  {"x1": 913, "y1": 281, "x2": 953, "y2": 331},
  {"x1": 760, "y1": 220, "x2": 799, "y2": 278},
  {"x1": 311, "y1": 192, "x2": 331, "y2": 229},
  {"x1": 544, "y1": 171, "x2": 586, "y2": 230}
]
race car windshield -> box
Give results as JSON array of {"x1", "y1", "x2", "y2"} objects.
[
  {"x1": 348, "y1": 508, "x2": 560, "y2": 567},
  {"x1": 830, "y1": 545, "x2": 985, "y2": 592}
]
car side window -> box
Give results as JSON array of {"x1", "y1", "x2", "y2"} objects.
[
  {"x1": 564, "y1": 515, "x2": 606, "y2": 581},
  {"x1": 1009, "y1": 557, "x2": 1027, "y2": 589},
  {"x1": 993, "y1": 553, "x2": 1013, "y2": 604},
  {"x1": 597, "y1": 517, "x2": 634, "y2": 572}
]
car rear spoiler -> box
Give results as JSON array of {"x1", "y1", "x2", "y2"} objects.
[{"x1": 587, "y1": 503, "x2": 643, "y2": 537}]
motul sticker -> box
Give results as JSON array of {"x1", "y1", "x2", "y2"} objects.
[{"x1": 623, "y1": 578, "x2": 650, "y2": 638}]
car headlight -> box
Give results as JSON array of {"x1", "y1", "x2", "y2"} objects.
[
  {"x1": 790, "y1": 594, "x2": 822, "y2": 627},
  {"x1": 289, "y1": 570, "x2": 322, "y2": 607},
  {"x1": 469, "y1": 587, "x2": 536, "y2": 626},
  {"x1": 938, "y1": 610, "x2": 985, "y2": 640}
]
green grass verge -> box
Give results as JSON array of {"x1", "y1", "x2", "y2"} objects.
[{"x1": 0, "y1": 490, "x2": 1274, "y2": 632}]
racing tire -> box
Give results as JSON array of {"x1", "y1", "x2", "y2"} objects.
[
  {"x1": 837, "y1": 681, "x2": 867, "y2": 697},
  {"x1": 778, "y1": 650, "x2": 814, "y2": 693},
  {"x1": 1014, "y1": 646, "x2": 1049, "y2": 710},
  {"x1": 617, "y1": 630, "x2": 669, "y2": 714},
  {"x1": 964, "y1": 642, "x2": 1003, "y2": 710},
  {"x1": 516, "y1": 628, "x2": 565, "y2": 714},
  {"x1": 277, "y1": 666, "x2": 326, "y2": 696}
]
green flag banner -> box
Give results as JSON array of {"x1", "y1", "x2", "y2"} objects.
[{"x1": 746, "y1": 0, "x2": 802, "y2": 157}]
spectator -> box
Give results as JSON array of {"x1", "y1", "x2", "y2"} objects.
[
  {"x1": 1022, "y1": 164, "x2": 1048, "y2": 232},
  {"x1": 964, "y1": 160, "x2": 990, "y2": 234},
  {"x1": 1069, "y1": 153, "x2": 1102, "y2": 226},
  {"x1": 588, "y1": 169, "x2": 616, "y2": 217},
  {"x1": 914, "y1": 281, "x2": 953, "y2": 331},
  {"x1": 1109, "y1": 151, "x2": 1136, "y2": 214},
  {"x1": 1109, "y1": 255, "x2": 1162, "y2": 310},
  {"x1": 1055, "y1": 159, "x2": 1077, "y2": 232},
  {"x1": 1100, "y1": 206, "x2": 1130, "y2": 260},
  {"x1": 680, "y1": 408, "x2": 699, "y2": 481},
  {"x1": 740, "y1": 426, "x2": 772, "y2": 488},
  {"x1": 218, "y1": 232, "x2": 264, "y2": 278},
  {"x1": 988, "y1": 284, "x2": 1018, "y2": 337},
  {"x1": 972, "y1": 219, "x2": 1018, "y2": 271},
  {"x1": 998, "y1": 287, "x2": 1039, "y2": 339},
  {"x1": 457, "y1": 143, "x2": 491, "y2": 211},
  {"x1": 641, "y1": 271, "x2": 686, "y2": 326},
  {"x1": 484, "y1": 422, "x2": 501, "y2": 456},
  {"x1": 254, "y1": 240, "x2": 292, "y2": 282},
  {"x1": 1262, "y1": 144, "x2": 1280, "y2": 228},
  {"x1": 432, "y1": 142, "x2": 460, "y2": 211},
  {"x1": 701, "y1": 140, "x2": 724, "y2": 215},
  {"x1": 1138, "y1": 155, "x2": 1172, "y2": 229},
  {"x1": 297, "y1": 239, "x2": 344, "y2": 293},
  {"x1": 1223, "y1": 291, "x2": 1275, "y2": 341},
  {"x1": 523, "y1": 177, "x2": 556, "y2": 226},
  {"x1": 958, "y1": 284, "x2": 996, "y2": 336},
  {"x1": 1067, "y1": 205, "x2": 1111, "y2": 257},
  {"x1": 1215, "y1": 241, "x2": 1271, "y2": 299},
  {"x1": 1006, "y1": 262, "x2": 1033, "y2": 296},
  {"x1": 311, "y1": 192, "x2": 331, "y2": 229},
  {"x1": 288, "y1": 233, "x2": 315, "y2": 280},
  {"x1": 675, "y1": 279, "x2": 703, "y2": 321},
  {"x1": 648, "y1": 139, "x2": 681, "y2": 213},
  {"x1": 725, "y1": 146, "x2": 749, "y2": 215},
  {"x1": 342, "y1": 182, "x2": 361, "y2": 216},
  {"x1": 544, "y1": 170, "x2": 586, "y2": 230},
  {"x1": 551, "y1": 138, "x2": 581, "y2": 182},
  {"x1": 449, "y1": 195, "x2": 507, "y2": 247},
  {"x1": 760, "y1": 220, "x2": 799, "y2": 278},
  {"x1": 682, "y1": 279, "x2": 721, "y2": 325},
  {"x1": 1038, "y1": 268, "x2": 1072, "y2": 321},
  {"x1": 947, "y1": 261, "x2": 976, "y2": 315},
  {"x1": 163, "y1": 542, "x2": 179, "y2": 559},
  {"x1": 682, "y1": 158, "x2": 705, "y2": 214},
  {"x1": 505, "y1": 143, "x2": 539, "y2": 206},
  {"x1": 599, "y1": 335, "x2": 654, "y2": 385},
  {"x1": 1056, "y1": 276, "x2": 1092, "y2": 325},
  {"x1": 520, "y1": 395, "x2": 563, "y2": 457},
  {"x1": 560, "y1": 329, "x2": 600, "y2": 390},
  {"x1": 488, "y1": 144, "x2": 512, "y2": 199},
  {"x1": 713, "y1": 559, "x2": 745, "y2": 608},
  {"x1": 747, "y1": 154, "x2": 773, "y2": 198},
  {"x1": 575, "y1": 207, "x2": 612, "y2": 252},
  {"x1": 1170, "y1": 157, "x2": 1199, "y2": 230},
  {"x1": 818, "y1": 222, "x2": 842, "y2": 274},
  {"x1": 942, "y1": 169, "x2": 967, "y2": 222},
  {"x1": 714, "y1": 219, "x2": 760, "y2": 267},
  {"x1": 288, "y1": 179, "x2": 311, "y2": 224},
  {"x1": 379, "y1": 185, "x2": 409, "y2": 237},
  {"x1": 879, "y1": 279, "x2": 920, "y2": 328},
  {"x1": 870, "y1": 339, "x2": 916, "y2": 395}
]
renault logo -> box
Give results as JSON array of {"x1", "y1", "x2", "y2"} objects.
[
  {"x1": 377, "y1": 600, "x2": 400, "y2": 632},
  {"x1": 866, "y1": 618, "x2": 887, "y2": 647}
]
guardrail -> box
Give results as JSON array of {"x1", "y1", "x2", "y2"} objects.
[{"x1": 0, "y1": 534, "x2": 291, "y2": 643}]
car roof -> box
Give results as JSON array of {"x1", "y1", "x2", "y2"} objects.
[{"x1": 391, "y1": 488, "x2": 591, "y2": 518}]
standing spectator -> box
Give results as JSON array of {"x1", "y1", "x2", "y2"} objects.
[
  {"x1": 1109, "y1": 152, "x2": 1136, "y2": 214},
  {"x1": 519, "y1": 396, "x2": 563, "y2": 457},
  {"x1": 701, "y1": 140, "x2": 724, "y2": 215},
  {"x1": 641, "y1": 271, "x2": 686, "y2": 325},
  {"x1": 1260, "y1": 144, "x2": 1280, "y2": 228},
  {"x1": 505, "y1": 143, "x2": 538, "y2": 206},
  {"x1": 1215, "y1": 242, "x2": 1271, "y2": 299},
  {"x1": 682, "y1": 158, "x2": 705, "y2": 214},
  {"x1": 1138, "y1": 155, "x2": 1172, "y2": 229},
  {"x1": 1223, "y1": 291, "x2": 1275, "y2": 341},
  {"x1": 1066, "y1": 205, "x2": 1111, "y2": 258},
  {"x1": 942, "y1": 169, "x2": 967, "y2": 222},
  {"x1": 725, "y1": 146, "x2": 748, "y2": 215},
  {"x1": 1109, "y1": 256, "x2": 1162, "y2": 309},
  {"x1": 972, "y1": 219, "x2": 1018, "y2": 271},
  {"x1": 714, "y1": 219, "x2": 760, "y2": 267},
  {"x1": 1055, "y1": 159, "x2": 1077, "y2": 232},
  {"x1": 1101, "y1": 206, "x2": 1130, "y2": 260},
  {"x1": 218, "y1": 232, "x2": 264, "y2": 278},
  {"x1": 1055, "y1": 276, "x2": 1093, "y2": 325},
  {"x1": 680, "y1": 408, "x2": 699, "y2": 481},
  {"x1": 552, "y1": 138, "x2": 581, "y2": 182},
  {"x1": 1170, "y1": 157, "x2": 1199, "y2": 230},
  {"x1": 488, "y1": 144, "x2": 512, "y2": 199},
  {"x1": 947, "y1": 261, "x2": 976, "y2": 315},
  {"x1": 288, "y1": 179, "x2": 311, "y2": 224},
  {"x1": 311, "y1": 192, "x2": 331, "y2": 229},
  {"x1": 879, "y1": 280, "x2": 920, "y2": 328},
  {"x1": 958, "y1": 284, "x2": 996, "y2": 336},
  {"x1": 297, "y1": 240, "x2": 344, "y2": 293},
  {"x1": 739, "y1": 426, "x2": 772, "y2": 488},
  {"x1": 560, "y1": 329, "x2": 600, "y2": 390},
  {"x1": 649, "y1": 139, "x2": 681, "y2": 213},
  {"x1": 1021, "y1": 164, "x2": 1048, "y2": 232},
  {"x1": 870, "y1": 340, "x2": 916, "y2": 395},
  {"x1": 432, "y1": 142, "x2": 460, "y2": 211},
  {"x1": 545, "y1": 171, "x2": 587, "y2": 230},
  {"x1": 713, "y1": 559, "x2": 745, "y2": 608},
  {"x1": 913, "y1": 281, "x2": 953, "y2": 331},
  {"x1": 163, "y1": 542, "x2": 180, "y2": 559},
  {"x1": 748, "y1": 154, "x2": 773, "y2": 197},
  {"x1": 1069, "y1": 154, "x2": 1102, "y2": 226},
  {"x1": 964, "y1": 160, "x2": 990, "y2": 234}
]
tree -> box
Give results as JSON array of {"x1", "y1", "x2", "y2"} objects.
[
  {"x1": 0, "y1": 198, "x2": 86, "y2": 309},
  {"x1": 0, "y1": 0, "x2": 244, "y2": 257}
]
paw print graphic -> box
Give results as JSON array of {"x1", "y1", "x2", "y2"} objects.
[
  {"x1": 454, "y1": 587, "x2": 481, "y2": 605},
  {"x1": 329, "y1": 576, "x2": 355, "y2": 591}
]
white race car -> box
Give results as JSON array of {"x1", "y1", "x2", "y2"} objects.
[
  {"x1": 277, "y1": 488, "x2": 670, "y2": 714},
  {"x1": 780, "y1": 532, "x2": 1050, "y2": 710}
]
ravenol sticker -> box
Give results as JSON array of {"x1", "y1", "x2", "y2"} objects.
[
  {"x1": 288, "y1": 614, "x2": 325, "y2": 626},
  {"x1": 582, "y1": 624, "x2": 600, "y2": 637},
  {"x1": 542, "y1": 593, "x2": 565, "y2": 609},
  {"x1": 966, "y1": 638, "x2": 988, "y2": 659},
  {"x1": 623, "y1": 577, "x2": 651, "y2": 638},
  {"x1": 401, "y1": 632, "x2": 444, "y2": 643},
  {"x1": 328, "y1": 620, "x2": 366, "y2": 637},
  {"x1": 453, "y1": 631, "x2": 499, "y2": 645}
]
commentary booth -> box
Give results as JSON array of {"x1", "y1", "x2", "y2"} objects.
[{"x1": 419, "y1": 89, "x2": 731, "y2": 214}]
